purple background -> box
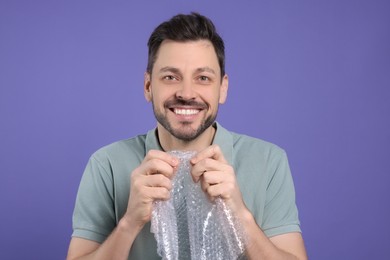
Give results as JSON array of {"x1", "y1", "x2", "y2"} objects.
[{"x1": 1, "y1": 1, "x2": 389, "y2": 259}]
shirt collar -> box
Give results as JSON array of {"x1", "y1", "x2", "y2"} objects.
[{"x1": 145, "y1": 122, "x2": 233, "y2": 165}]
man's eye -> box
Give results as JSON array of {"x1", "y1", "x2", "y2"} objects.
[
  {"x1": 199, "y1": 76, "x2": 209, "y2": 81},
  {"x1": 163, "y1": 75, "x2": 176, "y2": 81}
]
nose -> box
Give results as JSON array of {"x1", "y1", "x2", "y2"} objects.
[{"x1": 176, "y1": 80, "x2": 196, "y2": 100}]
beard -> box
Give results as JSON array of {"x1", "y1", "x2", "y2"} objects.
[{"x1": 152, "y1": 99, "x2": 217, "y2": 142}]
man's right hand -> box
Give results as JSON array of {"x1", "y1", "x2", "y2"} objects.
[
  {"x1": 67, "y1": 150, "x2": 179, "y2": 260},
  {"x1": 123, "y1": 150, "x2": 179, "y2": 229}
]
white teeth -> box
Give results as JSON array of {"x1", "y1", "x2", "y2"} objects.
[{"x1": 174, "y1": 108, "x2": 199, "y2": 115}]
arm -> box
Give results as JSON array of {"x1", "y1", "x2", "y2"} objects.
[
  {"x1": 67, "y1": 150, "x2": 179, "y2": 260},
  {"x1": 67, "y1": 217, "x2": 141, "y2": 260},
  {"x1": 191, "y1": 145, "x2": 307, "y2": 260},
  {"x1": 237, "y1": 207, "x2": 307, "y2": 259}
]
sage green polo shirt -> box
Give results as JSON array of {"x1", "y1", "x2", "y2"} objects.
[{"x1": 72, "y1": 123, "x2": 301, "y2": 259}]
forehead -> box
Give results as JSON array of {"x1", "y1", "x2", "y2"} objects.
[{"x1": 153, "y1": 40, "x2": 220, "y2": 74}]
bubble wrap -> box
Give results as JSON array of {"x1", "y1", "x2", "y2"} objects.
[{"x1": 151, "y1": 151, "x2": 246, "y2": 260}]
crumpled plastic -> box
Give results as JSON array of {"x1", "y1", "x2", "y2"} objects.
[{"x1": 151, "y1": 150, "x2": 246, "y2": 260}]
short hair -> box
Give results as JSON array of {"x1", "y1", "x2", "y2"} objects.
[{"x1": 147, "y1": 12, "x2": 225, "y2": 79}]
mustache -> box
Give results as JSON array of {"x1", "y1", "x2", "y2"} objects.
[{"x1": 164, "y1": 99, "x2": 208, "y2": 109}]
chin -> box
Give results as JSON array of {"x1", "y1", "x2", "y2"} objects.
[{"x1": 171, "y1": 128, "x2": 202, "y2": 142}]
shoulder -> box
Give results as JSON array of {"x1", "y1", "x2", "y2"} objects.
[
  {"x1": 230, "y1": 131, "x2": 286, "y2": 159},
  {"x1": 90, "y1": 134, "x2": 147, "y2": 166}
]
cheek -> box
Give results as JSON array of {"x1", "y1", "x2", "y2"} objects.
[
  {"x1": 151, "y1": 91, "x2": 170, "y2": 108},
  {"x1": 208, "y1": 91, "x2": 222, "y2": 106}
]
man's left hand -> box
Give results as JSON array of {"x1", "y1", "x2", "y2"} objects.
[{"x1": 190, "y1": 144, "x2": 248, "y2": 216}]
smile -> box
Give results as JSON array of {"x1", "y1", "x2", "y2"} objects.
[{"x1": 173, "y1": 108, "x2": 200, "y2": 115}]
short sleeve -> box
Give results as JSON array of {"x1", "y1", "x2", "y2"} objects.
[
  {"x1": 261, "y1": 150, "x2": 301, "y2": 237},
  {"x1": 71, "y1": 154, "x2": 116, "y2": 243}
]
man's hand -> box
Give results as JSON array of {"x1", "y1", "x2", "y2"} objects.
[
  {"x1": 124, "y1": 150, "x2": 179, "y2": 228},
  {"x1": 190, "y1": 145, "x2": 307, "y2": 259},
  {"x1": 67, "y1": 150, "x2": 179, "y2": 260},
  {"x1": 190, "y1": 145, "x2": 248, "y2": 216}
]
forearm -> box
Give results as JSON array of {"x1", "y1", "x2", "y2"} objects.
[
  {"x1": 239, "y1": 210, "x2": 306, "y2": 260},
  {"x1": 68, "y1": 217, "x2": 143, "y2": 260}
]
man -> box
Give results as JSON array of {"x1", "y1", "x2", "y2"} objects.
[{"x1": 67, "y1": 13, "x2": 307, "y2": 260}]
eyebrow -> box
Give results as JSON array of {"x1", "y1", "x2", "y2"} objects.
[
  {"x1": 158, "y1": 66, "x2": 216, "y2": 75},
  {"x1": 159, "y1": 66, "x2": 181, "y2": 74},
  {"x1": 196, "y1": 67, "x2": 216, "y2": 75}
]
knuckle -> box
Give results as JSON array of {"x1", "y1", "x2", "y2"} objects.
[
  {"x1": 222, "y1": 192, "x2": 231, "y2": 200},
  {"x1": 203, "y1": 158, "x2": 212, "y2": 167},
  {"x1": 146, "y1": 149, "x2": 160, "y2": 160},
  {"x1": 203, "y1": 172, "x2": 213, "y2": 182},
  {"x1": 226, "y1": 183, "x2": 235, "y2": 192},
  {"x1": 156, "y1": 174, "x2": 166, "y2": 184},
  {"x1": 149, "y1": 159, "x2": 164, "y2": 174},
  {"x1": 159, "y1": 188, "x2": 170, "y2": 199},
  {"x1": 148, "y1": 159, "x2": 159, "y2": 170},
  {"x1": 212, "y1": 144, "x2": 221, "y2": 153},
  {"x1": 131, "y1": 167, "x2": 142, "y2": 177},
  {"x1": 130, "y1": 175, "x2": 140, "y2": 186},
  {"x1": 206, "y1": 185, "x2": 214, "y2": 195},
  {"x1": 147, "y1": 149, "x2": 157, "y2": 157}
]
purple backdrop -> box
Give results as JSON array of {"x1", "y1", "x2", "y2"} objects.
[{"x1": 1, "y1": 1, "x2": 389, "y2": 259}]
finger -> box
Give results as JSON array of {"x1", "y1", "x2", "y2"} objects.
[
  {"x1": 191, "y1": 159, "x2": 230, "y2": 182},
  {"x1": 199, "y1": 178, "x2": 217, "y2": 202},
  {"x1": 205, "y1": 183, "x2": 231, "y2": 199},
  {"x1": 131, "y1": 175, "x2": 172, "y2": 202},
  {"x1": 142, "y1": 158, "x2": 177, "y2": 179},
  {"x1": 144, "y1": 149, "x2": 179, "y2": 168},
  {"x1": 144, "y1": 186, "x2": 171, "y2": 201},
  {"x1": 138, "y1": 149, "x2": 181, "y2": 178},
  {"x1": 199, "y1": 171, "x2": 236, "y2": 199},
  {"x1": 202, "y1": 170, "x2": 224, "y2": 185},
  {"x1": 190, "y1": 145, "x2": 227, "y2": 164},
  {"x1": 131, "y1": 172, "x2": 171, "y2": 190},
  {"x1": 143, "y1": 174, "x2": 172, "y2": 190},
  {"x1": 192, "y1": 158, "x2": 226, "y2": 172}
]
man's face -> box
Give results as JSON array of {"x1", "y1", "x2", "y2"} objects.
[{"x1": 144, "y1": 40, "x2": 228, "y2": 142}]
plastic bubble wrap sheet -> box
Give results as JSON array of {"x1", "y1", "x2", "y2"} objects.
[{"x1": 151, "y1": 151, "x2": 246, "y2": 260}]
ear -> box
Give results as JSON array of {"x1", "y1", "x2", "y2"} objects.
[
  {"x1": 144, "y1": 72, "x2": 152, "y2": 102},
  {"x1": 218, "y1": 74, "x2": 229, "y2": 104}
]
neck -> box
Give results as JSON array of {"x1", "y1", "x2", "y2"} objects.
[{"x1": 157, "y1": 124, "x2": 216, "y2": 152}]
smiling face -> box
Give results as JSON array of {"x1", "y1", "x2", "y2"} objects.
[{"x1": 144, "y1": 40, "x2": 228, "y2": 143}]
